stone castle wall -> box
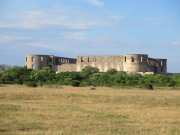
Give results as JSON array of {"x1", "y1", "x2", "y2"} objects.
[
  {"x1": 25, "y1": 54, "x2": 167, "y2": 74},
  {"x1": 76, "y1": 56, "x2": 123, "y2": 72}
]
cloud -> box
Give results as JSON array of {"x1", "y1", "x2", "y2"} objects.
[
  {"x1": 171, "y1": 42, "x2": 180, "y2": 45},
  {"x1": 24, "y1": 42, "x2": 65, "y2": 51},
  {"x1": 0, "y1": 35, "x2": 30, "y2": 43},
  {"x1": 109, "y1": 15, "x2": 121, "y2": 20},
  {"x1": 171, "y1": 42, "x2": 180, "y2": 47},
  {"x1": 81, "y1": 0, "x2": 104, "y2": 7},
  {"x1": 145, "y1": 18, "x2": 165, "y2": 20},
  {"x1": 0, "y1": 8, "x2": 114, "y2": 29},
  {"x1": 144, "y1": 18, "x2": 166, "y2": 25}
]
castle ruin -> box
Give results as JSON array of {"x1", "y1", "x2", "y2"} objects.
[{"x1": 25, "y1": 54, "x2": 167, "y2": 74}]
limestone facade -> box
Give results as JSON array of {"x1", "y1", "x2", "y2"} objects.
[{"x1": 25, "y1": 54, "x2": 167, "y2": 74}]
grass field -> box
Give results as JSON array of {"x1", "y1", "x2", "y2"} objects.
[{"x1": 0, "y1": 85, "x2": 180, "y2": 135}]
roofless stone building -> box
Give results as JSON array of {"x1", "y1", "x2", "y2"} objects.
[{"x1": 25, "y1": 54, "x2": 167, "y2": 74}]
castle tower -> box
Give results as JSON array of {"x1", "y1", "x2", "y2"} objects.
[
  {"x1": 123, "y1": 54, "x2": 148, "y2": 72},
  {"x1": 25, "y1": 55, "x2": 52, "y2": 70}
]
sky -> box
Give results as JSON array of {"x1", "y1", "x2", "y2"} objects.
[{"x1": 0, "y1": 0, "x2": 180, "y2": 72}]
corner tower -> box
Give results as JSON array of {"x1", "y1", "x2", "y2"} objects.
[
  {"x1": 123, "y1": 54, "x2": 148, "y2": 72},
  {"x1": 25, "y1": 55, "x2": 51, "y2": 70}
]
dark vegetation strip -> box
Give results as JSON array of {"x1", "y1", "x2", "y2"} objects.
[{"x1": 0, "y1": 65, "x2": 179, "y2": 88}]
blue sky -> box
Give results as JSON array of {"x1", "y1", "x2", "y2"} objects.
[{"x1": 0, "y1": 0, "x2": 180, "y2": 72}]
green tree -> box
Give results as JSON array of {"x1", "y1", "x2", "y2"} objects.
[
  {"x1": 106, "y1": 68, "x2": 118, "y2": 75},
  {"x1": 80, "y1": 66, "x2": 99, "y2": 80},
  {"x1": 0, "y1": 64, "x2": 11, "y2": 73}
]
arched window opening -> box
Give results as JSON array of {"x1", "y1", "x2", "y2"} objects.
[
  {"x1": 141, "y1": 56, "x2": 143, "y2": 62},
  {"x1": 32, "y1": 57, "x2": 34, "y2": 62},
  {"x1": 131, "y1": 56, "x2": 134, "y2": 62},
  {"x1": 88, "y1": 57, "x2": 90, "y2": 62},
  {"x1": 41, "y1": 57, "x2": 43, "y2": 62},
  {"x1": 32, "y1": 65, "x2": 34, "y2": 69},
  {"x1": 81, "y1": 57, "x2": 84, "y2": 62},
  {"x1": 49, "y1": 58, "x2": 52, "y2": 62},
  {"x1": 125, "y1": 56, "x2": 126, "y2": 62},
  {"x1": 95, "y1": 58, "x2": 97, "y2": 62}
]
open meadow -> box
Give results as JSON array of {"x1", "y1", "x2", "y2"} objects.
[{"x1": 0, "y1": 85, "x2": 180, "y2": 135}]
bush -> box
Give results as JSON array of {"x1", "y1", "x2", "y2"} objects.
[
  {"x1": 168, "y1": 80, "x2": 176, "y2": 87},
  {"x1": 145, "y1": 84, "x2": 153, "y2": 90},
  {"x1": 79, "y1": 82, "x2": 88, "y2": 87},
  {"x1": 71, "y1": 80, "x2": 80, "y2": 87},
  {"x1": 38, "y1": 80, "x2": 44, "y2": 87},
  {"x1": 26, "y1": 82, "x2": 37, "y2": 87},
  {"x1": 17, "y1": 78, "x2": 23, "y2": 85}
]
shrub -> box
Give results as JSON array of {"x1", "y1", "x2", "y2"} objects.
[
  {"x1": 79, "y1": 82, "x2": 88, "y2": 87},
  {"x1": 38, "y1": 80, "x2": 44, "y2": 87},
  {"x1": 17, "y1": 78, "x2": 23, "y2": 85},
  {"x1": 26, "y1": 82, "x2": 37, "y2": 87},
  {"x1": 168, "y1": 80, "x2": 176, "y2": 87},
  {"x1": 71, "y1": 80, "x2": 80, "y2": 87},
  {"x1": 145, "y1": 84, "x2": 153, "y2": 90}
]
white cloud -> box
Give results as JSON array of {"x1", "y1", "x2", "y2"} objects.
[
  {"x1": 0, "y1": 8, "x2": 114, "y2": 29},
  {"x1": 0, "y1": 35, "x2": 30, "y2": 43},
  {"x1": 109, "y1": 15, "x2": 121, "y2": 20},
  {"x1": 146, "y1": 18, "x2": 165, "y2": 20},
  {"x1": 24, "y1": 42, "x2": 64, "y2": 51},
  {"x1": 144, "y1": 18, "x2": 166, "y2": 25},
  {"x1": 171, "y1": 42, "x2": 180, "y2": 45},
  {"x1": 81, "y1": 0, "x2": 104, "y2": 7},
  {"x1": 28, "y1": 12, "x2": 44, "y2": 15}
]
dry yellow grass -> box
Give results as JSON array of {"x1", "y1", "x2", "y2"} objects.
[{"x1": 0, "y1": 85, "x2": 180, "y2": 135}]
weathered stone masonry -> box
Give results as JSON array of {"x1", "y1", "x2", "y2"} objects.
[{"x1": 25, "y1": 54, "x2": 167, "y2": 74}]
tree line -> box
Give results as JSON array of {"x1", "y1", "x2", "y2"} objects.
[{"x1": 0, "y1": 65, "x2": 180, "y2": 88}]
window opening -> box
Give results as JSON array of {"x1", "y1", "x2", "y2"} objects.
[
  {"x1": 88, "y1": 57, "x2": 90, "y2": 62},
  {"x1": 81, "y1": 57, "x2": 84, "y2": 62},
  {"x1": 49, "y1": 58, "x2": 52, "y2": 62},
  {"x1": 95, "y1": 58, "x2": 97, "y2": 62},
  {"x1": 141, "y1": 56, "x2": 143, "y2": 62},
  {"x1": 41, "y1": 57, "x2": 43, "y2": 62},
  {"x1": 55, "y1": 58, "x2": 58, "y2": 65},
  {"x1": 125, "y1": 56, "x2": 126, "y2": 62},
  {"x1": 161, "y1": 68, "x2": 163, "y2": 72},
  {"x1": 156, "y1": 63, "x2": 158, "y2": 67},
  {"x1": 26, "y1": 57, "x2": 27, "y2": 62},
  {"x1": 41, "y1": 64, "x2": 43, "y2": 69},
  {"x1": 49, "y1": 65, "x2": 52, "y2": 69},
  {"x1": 32, "y1": 57, "x2": 34, "y2": 62},
  {"x1": 161, "y1": 61, "x2": 163, "y2": 66},
  {"x1": 131, "y1": 56, "x2": 134, "y2": 62},
  {"x1": 32, "y1": 65, "x2": 34, "y2": 69}
]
